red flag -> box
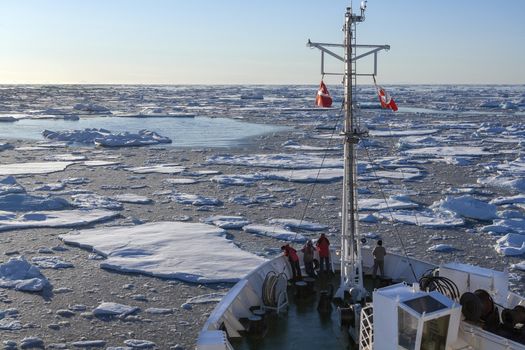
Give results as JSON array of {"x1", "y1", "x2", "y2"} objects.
[
  {"x1": 376, "y1": 85, "x2": 398, "y2": 111},
  {"x1": 316, "y1": 80, "x2": 333, "y2": 107}
]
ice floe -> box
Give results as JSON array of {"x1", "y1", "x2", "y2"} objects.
[
  {"x1": 403, "y1": 146, "x2": 492, "y2": 157},
  {"x1": 242, "y1": 224, "x2": 306, "y2": 242},
  {"x1": 0, "y1": 193, "x2": 70, "y2": 211},
  {"x1": 170, "y1": 192, "x2": 221, "y2": 206},
  {"x1": 265, "y1": 168, "x2": 343, "y2": 183},
  {"x1": 43, "y1": 128, "x2": 171, "y2": 147},
  {"x1": 0, "y1": 176, "x2": 25, "y2": 196},
  {"x1": 427, "y1": 244, "x2": 456, "y2": 252},
  {"x1": 112, "y1": 194, "x2": 152, "y2": 204},
  {"x1": 359, "y1": 195, "x2": 418, "y2": 211},
  {"x1": 481, "y1": 218, "x2": 525, "y2": 235},
  {"x1": 93, "y1": 302, "x2": 139, "y2": 317},
  {"x1": 127, "y1": 164, "x2": 186, "y2": 174},
  {"x1": 431, "y1": 195, "x2": 497, "y2": 221},
  {"x1": 60, "y1": 222, "x2": 267, "y2": 283},
  {"x1": 0, "y1": 161, "x2": 73, "y2": 176},
  {"x1": 207, "y1": 153, "x2": 342, "y2": 169},
  {"x1": 0, "y1": 209, "x2": 119, "y2": 232},
  {"x1": 71, "y1": 193, "x2": 123, "y2": 210},
  {"x1": 202, "y1": 215, "x2": 250, "y2": 229},
  {"x1": 268, "y1": 218, "x2": 328, "y2": 231},
  {"x1": 494, "y1": 234, "x2": 525, "y2": 256},
  {"x1": 31, "y1": 256, "x2": 73, "y2": 269},
  {"x1": 375, "y1": 209, "x2": 464, "y2": 228},
  {"x1": 211, "y1": 174, "x2": 264, "y2": 186},
  {"x1": 0, "y1": 257, "x2": 49, "y2": 292}
]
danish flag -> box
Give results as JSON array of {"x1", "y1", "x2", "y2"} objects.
[
  {"x1": 374, "y1": 77, "x2": 398, "y2": 111},
  {"x1": 315, "y1": 80, "x2": 333, "y2": 108}
]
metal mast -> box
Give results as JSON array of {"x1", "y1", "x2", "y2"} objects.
[{"x1": 307, "y1": 1, "x2": 390, "y2": 300}]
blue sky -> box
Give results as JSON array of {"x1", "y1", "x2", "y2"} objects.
[{"x1": 1, "y1": 0, "x2": 524, "y2": 84}]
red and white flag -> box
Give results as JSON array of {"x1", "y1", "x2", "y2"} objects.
[
  {"x1": 376, "y1": 85, "x2": 398, "y2": 112},
  {"x1": 316, "y1": 80, "x2": 333, "y2": 108}
]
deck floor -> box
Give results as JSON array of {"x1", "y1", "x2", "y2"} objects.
[{"x1": 230, "y1": 273, "x2": 382, "y2": 350}]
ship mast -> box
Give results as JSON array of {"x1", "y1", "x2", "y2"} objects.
[{"x1": 307, "y1": 1, "x2": 390, "y2": 300}]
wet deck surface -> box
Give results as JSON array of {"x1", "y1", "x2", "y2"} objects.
[{"x1": 230, "y1": 273, "x2": 383, "y2": 350}]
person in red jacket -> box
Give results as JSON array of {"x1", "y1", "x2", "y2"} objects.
[
  {"x1": 316, "y1": 233, "x2": 331, "y2": 274},
  {"x1": 281, "y1": 244, "x2": 302, "y2": 281}
]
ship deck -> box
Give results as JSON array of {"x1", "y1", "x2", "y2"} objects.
[{"x1": 230, "y1": 272, "x2": 385, "y2": 350}]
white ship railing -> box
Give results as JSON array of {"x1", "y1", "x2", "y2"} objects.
[{"x1": 359, "y1": 305, "x2": 374, "y2": 350}]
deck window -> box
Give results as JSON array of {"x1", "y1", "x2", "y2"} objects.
[
  {"x1": 421, "y1": 315, "x2": 450, "y2": 350},
  {"x1": 398, "y1": 307, "x2": 418, "y2": 350}
]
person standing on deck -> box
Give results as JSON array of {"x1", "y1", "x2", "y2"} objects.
[
  {"x1": 372, "y1": 240, "x2": 387, "y2": 279},
  {"x1": 301, "y1": 240, "x2": 316, "y2": 278},
  {"x1": 316, "y1": 233, "x2": 330, "y2": 274},
  {"x1": 281, "y1": 244, "x2": 302, "y2": 281}
]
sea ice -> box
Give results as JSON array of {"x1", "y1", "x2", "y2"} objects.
[
  {"x1": 375, "y1": 209, "x2": 464, "y2": 228},
  {"x1": 494, "y1": 234, "x2": 525, "y2": 256},
  {"x1": 427, "y1": 244, "x2": 456, "y2": 252},
  {"x1": 127, "y1": 164, "x2": 186, "y2": 174},
  {"x1": 268, "y1": 218, "x2": 328, "y2": 231},
  {"x1": 185, "y1": 292, "x2": 226, "y2": 305},
  {"x1": 0, "y1": 161, "x2": 73, "y2": 176},
  {"x1": 0, "y1": 176, "x2": 25, "y2": 196},
  {"x1": 243, "y1": 224, "x2": 306, "y2": 242},
  {"x1": 31, "y1": 256, "x2": 73, "y2": 269},
  {"x1": 201, "y1": 215, "x2": 250, "y2": 229},
  {"x1": 71, "y1": 193, "x2": 123, "y2": 210},
  {"x1": 34, "y1": 182, "x2": 66, "y2": 191},
  {"x1": 211, "y1": 174, "x2": 264, "y2": 186},
  {"x1": 0, "y1": 209, "x2": 119, "y2": 232},
  {"x1": 0, "y1": 193, "x2": 71, "y2": 211},
  {"x1": 359, "y1": 195, "x2": 419, "y2": 211},
  {"x1": 403, "y1": 146, "x2": 491, "y2": 157},
  {"x1": 369, "y1": 129, "x2": 439, "y2": 137},
  {"x1": 0, "y1": 257, "x2": 49, "y2": 292},
  {"x1": 93, "y1": 302, "x2": 139, "y2": 317},
  {"x1": 481, "y1": 218, "x2": 525, "y2": 235},
  {"x1": 112, "y1": 194, "x2": 152, "y2": 204},
  {"x1": 265, "y1": 168, "x2": 343, "y2": 183},
  {"x1": 43, "y1": 128, "x2": 171, "y2": 147},
  {"x1": 170, "y1": 192, "x2": 221, "y2": 206},
  {"x1": 60, "y1": 222, "x2": 267, "y2": 283},
  {"x1": 207, "y1": 153, "x2": 342, "y2": 169},
  {"x1": 431, "y1": 195, "x2": 498, "y2": 221},
  {"x1": 165, "y1": 178, "x2": 198, "y2": 185}
]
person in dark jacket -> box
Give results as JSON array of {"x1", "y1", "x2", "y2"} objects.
[
  {"x1": 281, "y1": 244, "x2": 302, "y2": 281},
  {"x1": 301, "y1": 240, "x2": 316, "y2": 278},
  {"x1": 316, "y1": 233, "x2": 331, "y2": 273},
  {"x1": 372, "y1": 240, "x2": 387, "y2": 279}
]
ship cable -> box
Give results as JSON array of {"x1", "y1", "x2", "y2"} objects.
[{"x1": 362, "y1": 143, "x2": 418, "y2": 281}]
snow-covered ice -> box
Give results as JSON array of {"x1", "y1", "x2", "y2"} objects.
[
  {"x1": 202, "y1": 215, "x2": 250, "y2": 229},
  {"x1": 127, "y1": 164, "x2": 186, "y2": 174},
  {"x1": 60, "y1": 222, "x2": 267, "y2": 283},
  {"x1": 495, "y1": 234, "x2": 525, "y2": 256},
  {"x1": 431, "y1": 195, "x2": 498, "y2": 221},
  {"x1": 93, "y1": 302, "x2": 139, "y2": 317},
  {"x1": 268, "y1": 218, "x2": 328, "y2": 231},
  {"x1": 242, "y1": 224, "x2": 306, "y2": 242},
  {"x1": 0, "y1": 257, "x2": 49, "y2": 292},
  {"x1": 207, "y1": 153, "x2": 342, "y2": 169},
  {"x1": 0, "y1": 161, "x2": 74, "y2": 176}
]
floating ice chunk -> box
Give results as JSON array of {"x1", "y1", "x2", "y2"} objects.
[
  {"x1": 207, "y1": 153, "x2": 342, "y2": 169},
  {"x1": 375, "y1": 209, "x2": 464, "y2": 228},
  {"x1": 359, "y1": 213, "x2": 378, "y2": 223},
  {"x1": 0, "y1": 209, "x2": 119, "y2": 232},
  {"x1": 71, "y1": 193, "x2": 123, "y2": 210},
  {"x1": 202, "y1": 215, "x2": 250, "y2": 229},
  {"x1": 71, "y1": 340, "x2": 107, "y2": 347},
  {"x1": 34, "y1": 182, "x2": 66, "y2": 191},
  {"x1": 427, "y1": 244, "x2": 456, "y2": 252},
  {"x1": 145, "y1": 307, "x2": 173, "y2": 314},
  {"x1": 0, "y1": 161, "x2": 73, "y2": 176},
  {"x1": 364, "y1": 167, "x2": 423, "y2": 181},
  {"x1": 0, "y1": 193, "x2": 70, "y2": 211},
  {"x1": 359, "y1": 195, "x2": 418, "y2": 211},
  {"x1": 268, "y1": 218, "x2": 328, "y2": 231},
  {"x1": 478, "y1": 176, "x2": 525, "y2": 193},
  {"x1": 229, "y1": 193, "x2": 274, "y2": 205},
  {"x1": 397, "y1": 136, "x2": 440, "y2": 150},
  {"x1": 31, "y1": 256, "x2": 73, "y2": 269},
  {"x1": 265, "y1": 168, "x2": 343, "y2": 183},
  {"x1": 211, "y1": 174, "x2": 264, "y2": 186},
  {"x1": 123, "y1": 339, "x2": 156, "y2": 349},
  {"x1": 0, "y1": 319, "x2": 22, "y2": 330},
  {"x1": 495, "y1": 234, "x2": 525, "y2": 256},
  {"x1": 112, "y1": 194, "x2": 152, "y2": 204},
  {"x1": 60, "y1": 222, "x2": 267, "y2": 283},
  {"x1": 511, "y1": 261, "x2": 525, "y2": 271},
  {"x1": 0, "y1": 257, "x2": 49, "y2": 292},
  {"x1": 0, "y1": 176, "x2": 25, "y2": 195},
  {"x1": 482, "y1": 218, "x2": 525, "y2": 235},
  {"x1": 82, "y1": 160, "x2": 121, "y2": 167},
  {"x1": 185, "y1": 292, "x2": 226, "y2": 305},
  {"x1": 404, "y1": 146, "x2": 491, "y2": 157},
  {"x1": 43, "y1": 128, "x2": 171, "y2": 147},
  {"x1": 73, "y1": 103, "x2": 111, "y2": 113},
  {"x1": 491, "y1": 194, "x2": 525, "y2": 206},
  {"x1": 44, "y1": 153, "x2": 87, "y2": 161},
  {"x1": 284, "y1": 144, "x2": 339, "y2": 152},
  {"x1": 127, "y1": 164, "x2": 186, "y2": 174},
  {"x1": 62, "y1": 177, "x2": 90, "y2": 185},
  {"x1": 165, "y1": 178, "x2": 198, "y2": 185},
  {"x1": 93, "y1": 302, "x2": 139, "y2": 317},
  {"x1": 171, "y1": 192, "x2": 221, "y2": 206},
  {"x1": 431, "y1": 195, "x2": 497, "y2": 221},
  {"x1": 369, "y1": 129, "x2": 439, "y2": 137},
  {"x1": 243, "y1": 224, "x2": 306, "y2": 242}
]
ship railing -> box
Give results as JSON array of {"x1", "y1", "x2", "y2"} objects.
[{"x1": 359, "y1": 304, "x2": 374, "y2": 350}]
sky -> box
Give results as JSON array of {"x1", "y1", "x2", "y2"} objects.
[{"x1": 0, "y1": 0, "x2": 524, "y2": 85}]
